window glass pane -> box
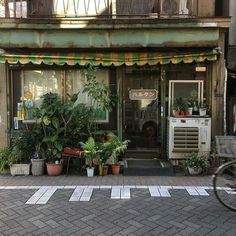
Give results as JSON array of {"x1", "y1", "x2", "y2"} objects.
[
  {"x1": 174, "y1": 83, "x2": 198, "y2": 100},
  {"x1": 66, "y1": 69, "x2": 109, "y2": 122},
  {"x1": 22, "y1": 70, "x2": 63, "y2": 108}
]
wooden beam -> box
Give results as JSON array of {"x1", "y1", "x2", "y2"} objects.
[
  {"x1": 0, "y1": 63, "x2": 8, "y2": 147},
  {"x1": 211, "y1": 29, "x2": 226, "y2": 137}
]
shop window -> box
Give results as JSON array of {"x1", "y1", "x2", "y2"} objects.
[
  {"x1": 66, "y1": 69, "x2": 109, "y2": 123},
  {"x1": 168, "y1": 80, "x2": 204, "y2": 116},
  {"x1": 13, "y1": 69, "x2": 109, "y2": 128}
]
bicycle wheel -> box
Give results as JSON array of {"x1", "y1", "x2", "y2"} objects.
[{"x1": 213, "y1": 160, "x2": 236, "y2": 211}]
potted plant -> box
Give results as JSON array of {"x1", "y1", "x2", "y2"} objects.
[
  {"x1": 172, "y1": 97, "x2": 181, "y2": 116},
  {"x1": 199, "y1": 101, "x2": 208, "y2": 116},
  {"x1": 8, "y1": 130, "x2": 33, "y2": 176},
  {"x1": 33, "y1": 93, "x2": 64, "y2": 176},
  {"x1": 185, "y1": 152, "x2": 208, "y2": 175},
  {"x1": 172, "y1": 97, "x2": 188, "y2": 116},
  {"x1": 30, "y1": 144, "x2": 45, "y2": 176},
  {"x1": 187, "y1": 98, "x2": 195, "y2": 115},
  {"x1": 81, "y1": 137, "x2": 101, "y2": 177},
  {"x1": 97, "y1": 138, "x2": 113, "y2": 176},
  {"x1": 105, "y1": 133, "x2": 129, "y2": 175},
  {"x1": 0, "y1": 146, "x2": 15, "y2": 174}
]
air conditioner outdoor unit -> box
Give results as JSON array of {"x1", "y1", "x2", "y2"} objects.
[{"x1": 167, "y1": 117, "x2": 211, "y2": 160}]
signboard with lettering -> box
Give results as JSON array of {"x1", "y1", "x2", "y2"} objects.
[{"x1": 129, "y1": 89, "x2": 158, "y2": 100}]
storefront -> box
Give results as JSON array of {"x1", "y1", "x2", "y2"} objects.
[{"x1": 0, "y1": 49, "x2": 218, "y2": 159}]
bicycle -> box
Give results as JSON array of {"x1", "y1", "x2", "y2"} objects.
[{"x1": 212, "y1": 136, "x2": 236, "y2": 211}]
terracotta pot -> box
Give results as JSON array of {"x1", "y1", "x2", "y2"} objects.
[
  {"x1": 174, "y1": 110, "x2": 180, "y2": 116},
  {"x1": 46, "y1": 163, "x2": 63, "y2": 176},
  {"x1": 112, "y1": 165, "x2": 120, "y2": 175}
]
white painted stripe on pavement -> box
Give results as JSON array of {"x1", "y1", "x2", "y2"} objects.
[
  {"x1": 26, "y1": 187, "x2": 50, "y2": 204},
  {"x1": 159, "y1": 187, "x2": 171, "y2": 197},
  {"x1": 69, "y1": 187, "x2": 85, "y2": 201},
  {"x1": 148, "y1": 186, "x2": 160, "y2": 197},
  {"x1": 100, "y1": 185, "x2": 112, "y2": 189},
  {"x1": 111, "y1": 187, "x2": 121, "y2": 199},
  {"x1": 36, "y1": 187, "x2": 58, "y2": 204},
  {"x1": 172, "y1": 186, "x2": 185, "y2": 190},
  {"x1": 64, "y1": 186, "x2": 77, "y2": 189},
  {"x1": 88, "y1": 186, "x2": 100, "y2": 189},
  {"x1": 195, "y1": 187, "x2": 209, "y2": 196},
  {"x1": 136, "y1": 185, "x2": 148, "y2": 189},
  {"x1": 80, "y1": 188, "x2": 93, "y2": 202},
  {"x1": 120, "y1": 188, "x2": 131, "y2": 199},
  {"x1": 185, "y1": 187, "x2": 199, "y2": 196},
  {"x1": 226, "y1": 190, "x2": 236, "y2": 195}
]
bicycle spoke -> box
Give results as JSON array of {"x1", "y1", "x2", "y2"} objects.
[{"x1": 213, "y1": 162, "x2": 236, "y2": 211}]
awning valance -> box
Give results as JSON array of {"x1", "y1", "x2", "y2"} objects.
[{"x1": 0, "y1": 50, "x2": 218, "y2": 66}]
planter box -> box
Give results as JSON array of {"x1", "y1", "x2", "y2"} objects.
[{"x1": 10, "y1": 164, "x2": 31, "y2": 176}]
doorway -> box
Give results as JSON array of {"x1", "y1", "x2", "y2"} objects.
[{"x1": 122, "y1": 68, "x2": 161, "y2": 153}]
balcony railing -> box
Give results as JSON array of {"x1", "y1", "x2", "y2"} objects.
[{"x1": 0, "y1": 0, "x2": 198, "y2": 19}]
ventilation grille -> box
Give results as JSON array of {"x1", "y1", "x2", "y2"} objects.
[{"x1": 173, "y1": 127, "x2": 199, "y2": 152}]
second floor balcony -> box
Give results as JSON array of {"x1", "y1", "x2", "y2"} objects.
[{"x1": 0, "y1": 0, "x2": 215, "y2": 20}]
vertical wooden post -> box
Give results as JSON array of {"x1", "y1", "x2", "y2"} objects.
[
  {"x1": 0, "y1": 63, "x2": 8, "y2": 147},
  {"x1": 211, "y1": 30, "x2": 226, "y2": 137},
  {"x1": 116, "y1": 66, "x2": 123, "y2": 139},
  {"x1": 4, "y1": 0, "x2": 10, "y2": 17},
  {"x1": 13, "y1": 0, "x2": 16, "y2": 18},
  {"x1": 160, "y1": 65, "x2": 167, "y2": 158}
]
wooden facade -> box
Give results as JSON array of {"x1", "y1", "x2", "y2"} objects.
[{"x1": 0, "y1": 0, "x2": 231, "y2": 154}]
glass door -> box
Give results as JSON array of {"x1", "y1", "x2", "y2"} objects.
[{"x1": 122, "y1": 68, "x2": 161, "y2": 151}]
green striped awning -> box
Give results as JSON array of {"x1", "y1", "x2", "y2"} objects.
[{"x1": 0, "y1": 50, "x2": 218, "y2": 66}]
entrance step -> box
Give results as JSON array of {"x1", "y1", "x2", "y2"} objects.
[
  {"x1": 124, "y1": 151, "x2": 160, "y2": 159},
  {"x1": 123, "y1": 159, "x2": 174, "y2": 176}
]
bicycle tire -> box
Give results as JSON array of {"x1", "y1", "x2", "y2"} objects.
[{"x1": 213, "y1": 160, "x2": 236, "y2": 211}]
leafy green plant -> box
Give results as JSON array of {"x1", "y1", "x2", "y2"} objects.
[
  {"x1": 105, "y1": 133, "x2": 129, "y2": 165},
  {"x1": 185, "y1": 152, "x2": 208, "y2": 171},
  {"x1": 173, "y1": 97, "x2": 188, "y2": 112},
  {"x1": 81, "y1": 66, "x2": 115, "y2": 133},
  {"x1": 0, "y1": 147, "x2": 18, "y2": 171},
  {"x1": 81, "y1": 137, "x2": 102, "y2": 168},
  {"x1": 10, "y1": 130, "x2": 35, "y2": 163}
]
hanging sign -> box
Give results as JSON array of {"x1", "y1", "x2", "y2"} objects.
[{"x1": 129, "y1": 89, "x2": 158, "y2": 100}]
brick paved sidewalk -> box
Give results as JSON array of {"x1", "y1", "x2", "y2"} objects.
[
  {"x1": 1, "y1": 174, "x2": 236, "y2": 236},
  {"x1": 0, "y1": 174, "x2": 213, "y2": 187}
]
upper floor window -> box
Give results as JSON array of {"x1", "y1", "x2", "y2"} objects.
[{"x1": 0, "y1": 0, "x2": 27, "y2": 18}]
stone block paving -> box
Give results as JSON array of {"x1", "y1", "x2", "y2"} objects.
[{"x1": 0, "y1": 185, "x2": 236, "y2": 236}]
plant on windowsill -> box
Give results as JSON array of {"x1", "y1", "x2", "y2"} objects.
[
  {"x1": 199, "y1": 101, "x2": 208, "y2": 116},
  {"x1": 172, "y1": 97, "x2": 181, "y2": 116},
  {"x1": 172, "y1": 97, "x2": 188, "y2": 116},
  {"x1": 185, "y1": 152, "x2": 209, "y2": 175}
]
